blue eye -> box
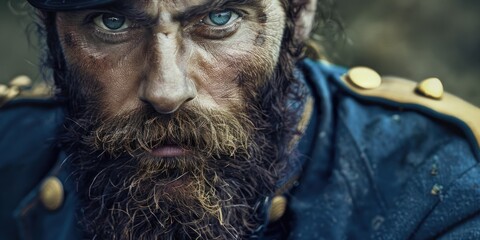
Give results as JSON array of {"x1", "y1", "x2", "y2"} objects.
[
  {"x1": 94, "y1": 13, "x2": 131, "y2": 31},
  {"x1": 209, "y1": 11, "x2": 232, "y2": 25},
  {"x1": 204, "y1": 10, "x2": 240, "y2": 26},
  {"x1": 102, "y1": 14, "x2": 125, "y2": 30}
]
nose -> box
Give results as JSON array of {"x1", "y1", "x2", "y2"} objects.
[{"x1": 139, "y1": 33, "x2": 196, "y2": 114}]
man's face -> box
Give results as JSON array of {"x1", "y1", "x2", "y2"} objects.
[
  {"x1": 52, "y1": 0, "x2": 299, "y2": 239},
  {"x1": 56, "y1": 0, "x2": 285, "y2": 117}
]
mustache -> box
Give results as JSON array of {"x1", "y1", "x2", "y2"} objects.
[{"x1": 79, "y1": 103, "x2": 255, "y2": 159}]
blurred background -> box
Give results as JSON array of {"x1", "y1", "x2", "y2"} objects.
[{"x1": 0, "y1": 0, "x2": 479, "y2": 105}]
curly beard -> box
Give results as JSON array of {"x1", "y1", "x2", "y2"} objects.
[{"x1": 61, "y1": 97, "x2": 280, "y2": 239}]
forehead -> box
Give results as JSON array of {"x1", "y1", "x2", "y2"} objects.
[
  {"x1": 108, "y1": 0, "x2": 263, "y2": 17},
  {"x1": 136, "y1": 0, "x2": 207, "y2": 14},
  {"x1": 147, "y1": 0, "x2": 206, "y2": 10}
]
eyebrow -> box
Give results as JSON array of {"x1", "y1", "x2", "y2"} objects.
[
  {"x1": 96, "y1": 1, "x2": 156, "y2": 26},
  {"x1": 97, "y1": 0, "x2": 262, "y2": 25},
  {"x1": 175, "y1": 0, "x2": 261, "y2": 22}
]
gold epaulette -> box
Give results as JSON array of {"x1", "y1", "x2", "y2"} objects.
[
  {"x1": 0, "y1": 75, "x2": 53, "y2": 108},
  {"x1": 341, "y1": 66, "x2": 480, "y2": 149}
]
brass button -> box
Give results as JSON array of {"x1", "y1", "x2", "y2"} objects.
[
  {"x1": 269, "y1": 195, "x2": 287, "y2": 222},
  {"x1": 416, "y1": 77, "x2": 444, "y2": 100},
  {"x1": 347, "y1": 67, "x2": 382, "y2": 89},
  {"x1": 39, "y1": 176, "x2": 64, "y2": 211},
  {"x1": 9, "y1": 75, "x2": 32, "y2": 88}
]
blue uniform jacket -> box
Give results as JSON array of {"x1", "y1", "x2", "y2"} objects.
[{"x1": 1, "y1": 59, "x2": 479, "y2": 239}]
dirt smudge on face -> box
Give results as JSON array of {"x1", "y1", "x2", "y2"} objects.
[{"x1": 254, "y1": 30, "x2": 266, "y2": 46}]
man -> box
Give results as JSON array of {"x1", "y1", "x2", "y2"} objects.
[{"x1": 1, "y1": 0, "x2": 479, "y2": 239}]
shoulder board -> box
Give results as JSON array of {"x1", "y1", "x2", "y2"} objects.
[
  {"x1": 0, "y1": 75, "x2": 53, "y2": 108},
  {"x1": 339, "y1": 66, "x2": 480, "y2": 154}
]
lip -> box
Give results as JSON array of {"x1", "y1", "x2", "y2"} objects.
[{"x1": 151, "y1": 145, "x2": 186, "y2": 158}]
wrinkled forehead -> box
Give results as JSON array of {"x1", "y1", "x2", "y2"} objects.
[{"x1": 28, "y1": 0, "x2": 262, "y2": 12}]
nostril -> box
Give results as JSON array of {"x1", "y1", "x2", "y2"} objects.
[
  {"x1": 139, "y1": 98, "x2": 150, "y2": 105},
  {"x1": 185, "y1": 96, "x2": 195, "y2": 102}
]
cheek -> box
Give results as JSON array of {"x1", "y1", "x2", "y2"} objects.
[
  {"x1": 188, "y1": 47, "x2": 243, "y2": 107},
  {"x1": 58, "y1": 29, "x2": 147, "y2": 112},
  {"x1": 187, "y1": 12, "x2": 285, "y2": 106}
]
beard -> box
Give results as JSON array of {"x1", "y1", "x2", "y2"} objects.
[
  {"x1": 62, "y1": 98, "x2": 278, "y2": 239},
  {"x1": 56, "y1": 52, "x2": 303, "y2": 239}
]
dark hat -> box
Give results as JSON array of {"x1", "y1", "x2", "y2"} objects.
[{"x1": 27, "y1": 0, "x2": 116, "y2": 11}]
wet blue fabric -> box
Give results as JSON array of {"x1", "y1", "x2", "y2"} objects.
[
  {"x1": 0, "y1": 99, "x2": 65, "y2": 240},
  {"x1": 1, "y1": 59, "x2": 479, "y2": 239},
  {"x1": 262, "y1": 60, "x2": 480, "y2": 239}
]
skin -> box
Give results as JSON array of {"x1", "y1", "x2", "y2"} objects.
[{"x1": 56, "y1": 0, "x2": 287, "y2": 117}]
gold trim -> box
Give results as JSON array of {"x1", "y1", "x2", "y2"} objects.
[
  {"x1": 0, "y1": 86, "x2": 20, "y2": 107},
  {"x1": 289, "y1": 96, "x2": 314, "y2": 151},
  {"x1": 19, "y1": 83, "x2": 53, "y2": 98},
  {"x1": 341, "y1": 75, "x2": 480, "y2": 148},
  {"x1": 0, "y1": 83, "x2": 53, "y2": 108},
  {"x1": 297, "y1": 97, "x2": 314, "y2": 134},
  {"x1": 304, "y1": 39, "x2": 324, "y2": 60}
]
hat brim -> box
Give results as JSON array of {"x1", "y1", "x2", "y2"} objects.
[{"x1": 27, "y1": 0, "x2": 116, "y2": 11}]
